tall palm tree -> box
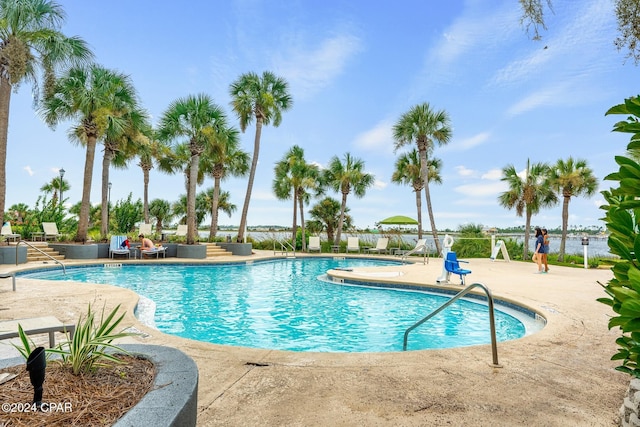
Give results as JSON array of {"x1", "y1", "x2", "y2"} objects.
[
  {"x1": 229, "y1": 71, "x2": 292, "y2": 243},
  {"x1": 200, "y1": 125, "x2": 249, "y2": 240},
  {"x1": 393, "y1": 102, "x2": 452, "y2": 254},
  {"x1": 273, "y1": 145, "x2": 320, "y2": 251},
  {"x1": 323, "y1": 153, "x2": 374, "y2": 246},
  {"x1": 547, "y1": 157, "x2": 598, "y2": 262},
  {"x1": 172, "y1": 191, "x2": 210, "y2": 230},
  {"x1": 0, "y1": 0, "x2": 92, "y2": 226},
  {"x1": 308, "y1": 197, "x2": 352, "y2": 243},
  {"x1": 99, "y1": 97, "x2": 147, "y2": 238},
  {"x1": 157, "y1": 94, "x2": 228, "y2": 244},
  {"x1": 391, "y1": 149, "x2": 443, "y2": 240},
  {"x1": 498, "y1": 159, "x2": 558, "y2": 260},
  {"x1": 40, "y1": 65, "x2": 135, "y2": 241},
  {"x1": 136, "y1": 131, "x2": 170, "y2": 223}
]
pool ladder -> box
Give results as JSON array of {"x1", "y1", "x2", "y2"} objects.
[
  {"x1": 273, "y1": 239, "x2": 296, "y2": 258},
  {"x1": 402, "y1": 282, "x2": 501, "y2": 368}
]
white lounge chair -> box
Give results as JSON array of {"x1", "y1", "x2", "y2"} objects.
[
  {"x1": 42, "y1": 222, "x2": 61, "y2": 241},
  {"x1": 368, "y1": 237, "x2": 389, "y2": 254},
  {"x1": 1, "y1": 222, "x2": 20, "y2": 242},
  {"x1": 139, "y1": 246, "x2": 167, "y2": 259},
  {"x1": 109, "y1": 235, "x2": 131, "y2": 259},
  {"x1": 308, "y1": 236, "x2": 321, "y2": 253},
  {"x1": 346, "y1": 237, "x2": 360, "y2": 253},
  {"x1": 175, "y1": 224, "x2": 188, "y2": 237}
]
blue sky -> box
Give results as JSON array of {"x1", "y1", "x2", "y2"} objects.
[{"x1": 5, "y1": 0, "x2": 636, "y2": 231}]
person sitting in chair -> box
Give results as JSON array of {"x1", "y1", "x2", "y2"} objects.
[{"x1": 139, "y1": 234, "x2": 154, "y2": 251}]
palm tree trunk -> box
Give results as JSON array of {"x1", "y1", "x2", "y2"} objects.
[
  {"x1": 209, "y1": 175, "x2": 221, "y2": 240},
  {"x1": 100, "y1": 150, "x2": 112, "y2": 238},
  {"x1": 187, "y1": 153, "x2": 199, "y2": 245},
  {"x1": 419, "y1": 149, "x2": 440, "y2": 254},
  {"x1": 76, "y1": 136, "x2": 98, "y2": 242},
  {"x1": 559, "y1": 195, "x2": 570, "y2": 262},
  {"x1": 334, "y1": 192, "x2": 348, "y2": 246},
  {"x1": 0, "y1": 78, "x2": 12, "y2": 228},
  {"x1": 298, "y1": 193, "x2": 306, "y2": 252},
  {"x1": 143, "y1": 165, "x2": 150, "y2": 223},
  {"x1": 291, "y1": 192, "x2": 298, "y2": 247},
  {"x1": 524, "y1": 212, "x2": 532, "y2": 260},
  {"x1": 237, "y1": 118, "x2": 263, "y2": 242},
  {"x1": 415, "y1": 188, "x2": 423, "y2": 240}
]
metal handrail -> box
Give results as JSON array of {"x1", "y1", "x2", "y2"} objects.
[
  {"x1": 273, "y1": 239, "x2": 296, "y2": 257},
  {"x1": 402, "y1": 282, "x2": 501, "y2": 367},
  {"x1": 400, "y1": 244, "x2": 429, "y2": 264},
  {"x1": 16, "y1": 240, "x2": 66, "y2": 274}
]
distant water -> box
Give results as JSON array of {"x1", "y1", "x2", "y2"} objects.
[{"x1": 210, "y1": 231, "x2": 611, "y2": 257}]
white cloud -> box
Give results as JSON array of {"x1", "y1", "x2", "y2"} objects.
[
  {"x1": 275, "y1": 33, "x2": 363, "y2": 99},
  {"x1": 481, "y1": 168, "x2": 502, "y2": 180},
  {"x1": 506, "y1": 84, "x2": 571, "y2": 117},
  {"x1": 373, "y1": 179, "x2": 387, "y2": 190},
  {"x1": 353, "y1": 120, "x2": 393, "y2": 152},
  {"x1": 455, "y1": 165, "x2": 476, "y2": 177},
  {"x1": 24, "y1": 166, "x2": 34, "y2": 177},
  {"x1": 446, "y1": 132, "x2": 491, "y2": 151}
]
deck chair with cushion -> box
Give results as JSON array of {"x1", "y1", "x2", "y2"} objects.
[
  {"x1": 368, "y1": 237, "x2": 389, "y2": 254},
  {"x1": 346, "y1": 237, "x2": 360, "y2": 253},
  {"x1": 444, "y1": 251, "x2": 471, "y2": 285},
  {"x1": 308, "y1": 236, "x2": 321, "y2": 253},
  {"x1": 1, "y1": 222, "x2": 20, "y2": 242},
  {"x1": 175, "y1": 224, "x2": 188, "y2": 237},
  {"x1": 109, "y1": 235, "x2": 131, "y2": 259},
  {"x1": 42, "y1": 222, "x2": 61, "y2": 241},
  {"x1": 139, "y1": 245, "x2": 167, "y2": 259}
]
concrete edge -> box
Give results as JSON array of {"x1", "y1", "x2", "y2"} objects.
[{"x1": 0, "y1": 344, "x2": 198, "y2": 427}]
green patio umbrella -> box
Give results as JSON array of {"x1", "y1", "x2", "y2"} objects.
[{"x1": 377, "y1": 216, "x2": 419, "y2": 251}]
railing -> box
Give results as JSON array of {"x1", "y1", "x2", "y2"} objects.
[
  {"x1": 402, "y1": 282, "x2": 501, "y2": 367},
  {"x1": 16, "y1": 240, "x2": 66, "y2": 274},
  {"x1": 400, "y1": 244, "x2": 429, "y2": 264},
  {"x1": 273, "y1": 239, "x2": 296, "y2": 258}
]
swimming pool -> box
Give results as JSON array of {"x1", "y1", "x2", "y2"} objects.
[{"x1": 20, "y1": 258, "x2": 541, "y2": 352}]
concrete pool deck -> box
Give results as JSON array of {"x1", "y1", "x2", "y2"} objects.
[{"x1": 0, "y1": 252, "x2": 628, "y2": 426}]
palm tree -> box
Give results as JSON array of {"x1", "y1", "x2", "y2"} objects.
[
  {"x1": 40, "y1": 176, "x2": 70, "y2": 207},
  {"x1": 0, "y1": 0, "x2": 92, "y2": 226},
  {"x1": 157, "y1": 94, "x2": 228, "y2": 244},
  {"x1": 200, "y1": 125, "x2": 249, "y2": 240},
  {"x1": 273, "y1": 145, "x2": 321, "y2": 251},
  {"x1": 148, "y1": 198, "x2": 172, "y2": 237},
  {"x1": 202, "y1": 188, "x2": 237, "y2": 238},
  {"x1": 40, "y1": 65, "x2": 136, "y2": 241},
  {"x1": 172, "y1": 191, "x2": 210, "y2": 230},
  {"x1": 136, "y1": 132, "x2": 170, "y2": 223},
  {"x1": 547, "y1": 157, "x2": 598, "y2": 262},
  {"x1": 498, "y1": 159, "x2": 558, "y2": 260},
  {"x1": 391, "y1": 149, "x2": 443, "y2": 240},
  {"x1": 308, "y1": 197, "x2": 352, "y2": 243},
  {"x1": 229, "y1": 71, "x2": 292, "y2": 243},
  {"x1": 323, "y1": 153, "x2": 374, "y2": 246},
  {"x1": 393, "y1": 103, "x2": 452, "y2": 254}
]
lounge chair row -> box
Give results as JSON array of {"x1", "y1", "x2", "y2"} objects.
[
  {"x1": 308, "y1": 237, "x2": 429, "y2": 255},
  {"x1": 1, "y1": 221, "x2": 61, "y2": 242}
]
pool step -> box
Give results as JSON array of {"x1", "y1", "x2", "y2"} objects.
[
  {"x1": 204, "y1": 243, "x2": 231, "y2": 257},
  {"x1": 25, "y1": 242, "x2": 64, "y2": 262}
]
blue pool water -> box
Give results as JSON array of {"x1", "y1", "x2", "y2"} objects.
[{"x1": 21, "y1": 258, "x2": 535, "y2": 352}]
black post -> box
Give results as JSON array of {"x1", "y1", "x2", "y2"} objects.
[{"x1": 26, "y1": 346, "x2": 46, "y2": 408}]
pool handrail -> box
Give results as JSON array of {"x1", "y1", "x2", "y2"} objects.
[
  {"x1": 273, "y1": 239, "x2": 296, "y2": 258},
  {"x1": 16, "y1": 240, "x2": 66, "y2": 274},
  {"x1": 402, "y1": 282, "x2": 501, "y2": 367}
]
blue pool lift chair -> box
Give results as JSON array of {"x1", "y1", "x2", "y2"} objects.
[{"x1": 444, "y1": 251, "x2": 471, "y2": 285}]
